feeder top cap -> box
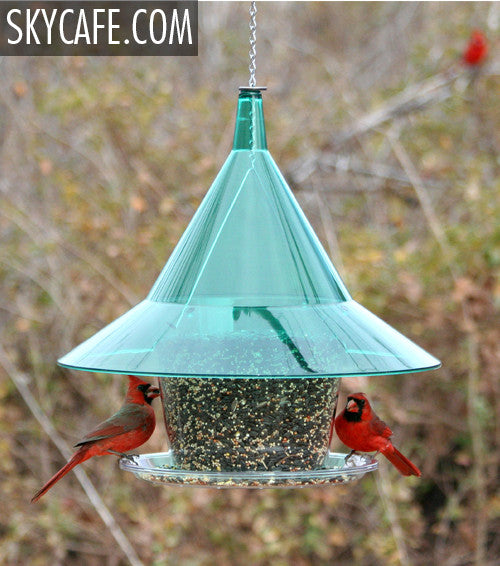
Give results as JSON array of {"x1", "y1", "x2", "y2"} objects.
[{"x1": 239, "y1": 86, "x2": 267, "y2": 92}]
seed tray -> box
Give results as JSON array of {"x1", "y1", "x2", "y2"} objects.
[{"x1": 120, "y1": 451, "x2": 378, "y2": 488}]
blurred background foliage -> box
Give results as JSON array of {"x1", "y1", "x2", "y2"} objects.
[{"x1": 0, "y1": 2, "x2": 498, "y2": 565}]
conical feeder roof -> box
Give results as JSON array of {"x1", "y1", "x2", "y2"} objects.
[{"x1": 58, "y1": 88, "x2": 440, "y2": 378}]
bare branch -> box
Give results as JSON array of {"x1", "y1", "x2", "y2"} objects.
[{"x1": 334, "y1": 70, "x2": 459, "y2": 147}]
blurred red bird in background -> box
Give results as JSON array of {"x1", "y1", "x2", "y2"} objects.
[
  {"x1": 31, "y1": 375, "x2": 160, "y2": 503},
  {"x1": 462, "y1": 30, "x2": 488, "y2": 66},
  {"x1": 335, "y1": 392, "x2": 421, "y2": 477}
]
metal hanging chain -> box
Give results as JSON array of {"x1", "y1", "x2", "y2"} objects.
[{"x1": 248, "y1": 2, "x2": 257, "y2": 87}]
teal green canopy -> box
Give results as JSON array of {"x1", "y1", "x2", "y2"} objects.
[{"x1": 58, "y1": 89, "x2": 440, "y2": 378}]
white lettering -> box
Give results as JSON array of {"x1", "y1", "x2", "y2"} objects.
[
  {"x1": 6, "y1": 9, "x2": 22, "y2": 45},
  {"x1": 108, "y1": 9, "x2": 120, "y2": 45},
  {"x1": 41, "y1": 10, "x2": 57, "y2": 45},
  {"x1": 93, "y1": 9, "x2": 105, "y2": 44},
  {"x1": 132, "y1": 9, "x2": 147, "y2": 44},
  {"x1": 60, "y1": 9, "x2": 74, "y2": 44},
  {"x1": 150, "y1": 9, "x2": 167, "y2": 45},
  {"x1": 26, "y1": 9, "x2": 41, "y2": 45},
  {"x1": 170, "y1": 9, "x2": 192, "y2": 45},
  {"x1": 74, "y1": 10, "x2": 91, "y2": 44},
  {"x1": 4, "y1": 6, "x2": 195, "y2": 52}
]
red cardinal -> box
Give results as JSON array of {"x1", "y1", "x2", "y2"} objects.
[
  {"x1": 463, "y1": 30, "x2": 488, "y2": 66},
  {"x1": 335, "y1": 392, "x2": 421, "y2": 477},
  {"x1": 31, "y1": 375, "x2": 160, "y2": 503}
]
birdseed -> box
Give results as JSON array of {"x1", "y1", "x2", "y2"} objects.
[{"x1": 159, "y1": 377, "x2": 340, "y2": 472}]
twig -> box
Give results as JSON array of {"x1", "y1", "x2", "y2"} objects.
[
  {"x1": 0, "y1": 195, "x2": 138, "y2": 306},
  {"x1": 0, "y1": 256, "x2": 67, "y2": 315},
  {"x1": 375, "y1": 466, "x2": 412, "y2": 566},
  {"x1": 334, "y1": 70, "x2": 458, "y2": 146},
  {"x1": 0, "y1": 348, "x2": 145, "y2": 566},
  {"x1": 385, "y1": 126, "x2": 454, "y2": 267},
  {"x1": 0, "y1": 74, "x2": 118, "y2": 190},
  {"x1": 310, "y1": 186, "x2": 346, "y2": 279},
  {"x1": 290, "y1": 151, "x2": 445, "y2": 192},
  {"x1": 466, "y1": 331, "x2": 487, "y2": 566},
  {"x1": 0, "y1": 302, "x2": 44, "y2": 323}
]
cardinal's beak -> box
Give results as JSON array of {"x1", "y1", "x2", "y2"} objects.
[
  {"x1": 346, "y1": 399, "x2": 358, "y2": 412},
  {"x1": 147, "y1": 386, "x2": 161, "y2": 400}
]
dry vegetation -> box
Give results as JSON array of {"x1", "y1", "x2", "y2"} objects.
[{"x1": 0, "y1": 2, "x2": 499, "y2": 565}]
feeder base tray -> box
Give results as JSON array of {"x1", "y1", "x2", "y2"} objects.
[{"x1": 119, "y1": 451, "x2": 378, "y2": 488}]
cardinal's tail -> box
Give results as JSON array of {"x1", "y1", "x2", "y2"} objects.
[
  {"x1": 383, "y1": 446, "x2": 421, "y2": 477},
  {"x1": 31, "y1": 447, "x2": 91, "y2": 503}
]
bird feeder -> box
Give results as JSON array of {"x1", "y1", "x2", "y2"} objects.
[{"x1": 58, "y1": 86, "x2": 440, "y2": 488}]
